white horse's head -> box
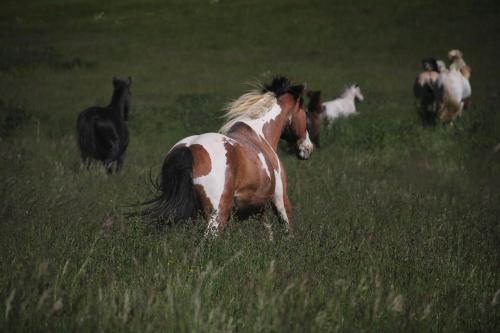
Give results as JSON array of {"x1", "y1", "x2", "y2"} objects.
[
  {"x1": 341, "y1": 84, "x2": 364, "y2": 102},
  {"x1": 352, "y1": 84, "x2": 364, "y2": 102}
]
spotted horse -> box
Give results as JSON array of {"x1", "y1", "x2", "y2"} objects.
[{"x1": 140, "y1": 76, "x2": 313, "y2": 235}]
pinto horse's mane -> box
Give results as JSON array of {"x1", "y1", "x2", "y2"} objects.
[
  {"x1": 219, "y1": 76, "x2": 303, "y2": 134},
  {"x1": 219, "y1": 91, "x2": 276, "y2": 134}
]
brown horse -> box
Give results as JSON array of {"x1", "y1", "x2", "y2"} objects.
[
  {"x1": 280, "y1": 96, "x2": 313, "y2": 155},
  {"x1": 141, "y1": 77, "x2": 313, "y2": 235},
  {"x1": 306, "y1": 90, "x2": 322, "y2": 148},
  {"x1": 280, "y1": 91, "x2": 322, "y2": 151}
]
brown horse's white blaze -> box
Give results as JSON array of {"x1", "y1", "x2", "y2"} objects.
[{"x1": 141, "y1": 77, "x2": 312, "y2": 235}]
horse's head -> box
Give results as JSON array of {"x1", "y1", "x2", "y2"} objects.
[
  {"x1": 282, "y1": 95, "x2": 314, "y2": 160},
  {"x1": 422, "y1": 58, "x2": 439, "y2": 72},
  {"x1": 448, "y1": 49, "x2": 463, "y2": 61},
  {"x1": 112, "y1": 76, "x2": 132, "y2": 120},
  {"x1": 351, "y1": 84, "x2": 365, "y2": 102},
  {"x1": 258, "y1": 76, "x2": 312, "y2": 159},
  {"x1": 294, "y1": 95, "x2": 314, "y2": 159}
]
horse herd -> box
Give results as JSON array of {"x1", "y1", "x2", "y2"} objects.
[
  {"x1": 76, "y1": 49, "x2": 471, "y2": 235},
  {"x1": 413, "y1": 49, "x2": 472, "y2": 123}
]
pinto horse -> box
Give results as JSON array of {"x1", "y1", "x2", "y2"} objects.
[
  {"x1": 77, "y1": 77, "x2": 131, "y2": 173},
  {"x1": 141, "y1": 77, "x2": 313, "y2": 235}
]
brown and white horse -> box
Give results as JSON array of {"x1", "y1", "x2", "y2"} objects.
[
  {"x1": 141, "y1": 77, "x2": 313, "y2": 235},
  {"x1": 282, "y1": 91, "x2": 322, "y2": 148}
]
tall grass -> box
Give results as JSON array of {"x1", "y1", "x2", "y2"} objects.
[{"x1": 0, "y1": 0, "x2": 499, "y2": 331}]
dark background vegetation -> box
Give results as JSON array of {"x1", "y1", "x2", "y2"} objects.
[{"x1": 1, "y1": 0, "x2": 499, "y2": 331}]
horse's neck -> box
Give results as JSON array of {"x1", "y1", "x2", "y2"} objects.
[
  {"x1": 246, "y1": 103, "x2": 290, "y2": 150},
  {"x1": 450, "y1": 58, "x2": 465, "y2": 70},
  {"x1": 108, "y1": 89, "x2": 126, "y2": 118},
  {"x1": 341, "y1": 90, "x2": 355, "y2": 101},
  {"x1": 340, "y1": 93, "x2": 356, "y2": 109}
]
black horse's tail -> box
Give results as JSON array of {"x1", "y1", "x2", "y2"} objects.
[
  {"x1": 139, "y1": 146, "x2": 199, "y2": 223},
  {"x1": 76, "y1": 111, "x2": 97, "y2": 159}
]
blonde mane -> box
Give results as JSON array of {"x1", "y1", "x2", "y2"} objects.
[
  {"x1": 219, "y1": 90, "x2": 276, "y2": 134},
  {"x1": 448, "y1": 49, "x2": 471, "y2": 79}
]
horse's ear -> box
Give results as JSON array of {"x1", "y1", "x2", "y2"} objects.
[{"x1": 127, "y1": 76, "x2": 132, "y2": 87}]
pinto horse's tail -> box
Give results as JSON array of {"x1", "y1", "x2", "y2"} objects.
[{"x1": 139, "y1": 146, "x2": 199, "y2": 223}]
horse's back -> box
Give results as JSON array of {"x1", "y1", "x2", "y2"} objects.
[
  {"x1": 323, "y1": 98, "x2": 353, "y2": 119},
  {"x1": 174, "y1": 132, "x2": 235, "y2": 180},
  {"x1": 173, "y1": 130, "x2": 278, "y2": 210},
  {"x1": 438, "y1": 70, "x2": 471, "y2": 102},
  {"x1": 77, "y1": 106, "x2": 128, "y2": 161},
  {"x1": 77, "y1": 106, "x2": 104, "y2": 123},
  {"x1": 76, "y1": 107, "x2": 103, "y2": 155},
  {"x1": 416, "y1": 71, "x2": 439, "y2": 86}
]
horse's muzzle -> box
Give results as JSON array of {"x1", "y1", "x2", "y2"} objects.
[{"x1": 297, "y1": 141, "x2": 313, "y2": 160}]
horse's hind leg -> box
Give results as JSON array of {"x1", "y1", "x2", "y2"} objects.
[
  {"x1": 273, "y1": 192, "x2": 293, "y2": 232},
  {"x1": 196, "y1": 176, "x2": 235, "y2": 237},
  {"x1": 203, "y1": 190, "x2": 234, "y2": 237},
  {"x1": 272, "y1": 169, "x2": 293, "y2": 232}
]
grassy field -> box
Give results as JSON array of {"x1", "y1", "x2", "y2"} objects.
[{"x1": 1, "y1": 0, "x2": 499, "y2": 332}]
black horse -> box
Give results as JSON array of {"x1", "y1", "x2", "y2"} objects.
[{"x1": 77, "y1": 77, "x2": 131, "y2": 173}]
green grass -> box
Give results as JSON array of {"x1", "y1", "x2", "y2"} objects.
[{"x1": 1, "y1": 0, "x2": 499, "y2": 332}]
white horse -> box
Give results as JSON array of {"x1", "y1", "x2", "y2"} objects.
[
  {"x1": 434, "y1": 50, "x2": 471, "y2": 122},
  {"x1": 321, "y1": 84, "x2": 364, "y2": 126}
]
